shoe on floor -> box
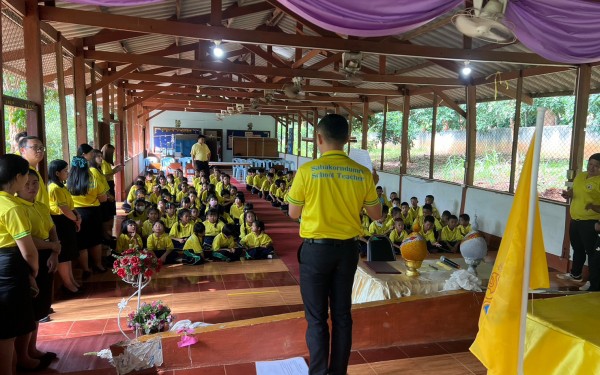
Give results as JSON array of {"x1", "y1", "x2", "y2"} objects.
[
  {"x1": 39, "y1": 316, "x2": 51, "y2": 323},
  {"x1": 556, "y1": 273, "x2": 582, "y2": 281},
  {"x1": 579, "y1": 281, "x2": 591, "y2": 291}
]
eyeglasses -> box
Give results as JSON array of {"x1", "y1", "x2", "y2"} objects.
[{"x1": 25, "y1": 146, "x2": 46, "y2": 153}]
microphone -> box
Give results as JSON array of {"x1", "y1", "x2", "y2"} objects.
[{"x1": 440, "y1": 256, "x2": 461, "y2": 269}]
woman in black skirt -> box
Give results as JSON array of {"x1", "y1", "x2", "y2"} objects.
[
  {"x1": 16, "y1": 168, "x2": 60, "y2": 367},
  {"x1": 68, "y1": 154, "x2": 108, "y2": 277},
  {"x1": 0, "y1": 154, "x2": 51, "y2": 372},
  {"x1": 48, "y1": 159, "x2": 82, "y2": 294}
]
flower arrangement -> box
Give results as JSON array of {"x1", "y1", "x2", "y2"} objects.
[
  {"x1": 128, "y1": 300, "x2": 174, "y2": 335},
  {"x1": 112, "y1": 248, "x2": 162, "y2": 281}
]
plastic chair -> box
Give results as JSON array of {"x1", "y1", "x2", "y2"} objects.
[
  {"x1": 179, "y1": 157, "x2": 194, "y2": 178},
  {"x1": 232, "y1": 158, "x2": 248, "y2": 181},
  {"x1": 284, "y1": 160, "x2": 296, "y2": 171},
  {"x1": 367, "y1": 235, "x2": 396, "y2": 261},
  {"x1": 166, "y1": 162, "x2": 183, "y2": 176},
  {"x1": 160, "y1": 157, "x2": 175, "y2": 171},
  {"x1": 144, "y1": 157, "x2": 159, "y2": 173}
]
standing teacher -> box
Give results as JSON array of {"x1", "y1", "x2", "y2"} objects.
[
  {"x1": 287, "y1": 114, "x2": 381, "y2": 375},
  {"x1": 190, "y1": 135, "x2": 211, "y2": 178},
  {"x1": 559, "y1": 153, "x2": 600, "y2": 290}
]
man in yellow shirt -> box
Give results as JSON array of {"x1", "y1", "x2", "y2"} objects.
[
  {"x1": 287, "y1": 114, "x2": 381, "y2": 375},
  {"x1": 19, "y1": 136, "x2": 49, "y2": 208},
  {"x1": 190, "y1": 135, "x2": 211, "y2": 178}
]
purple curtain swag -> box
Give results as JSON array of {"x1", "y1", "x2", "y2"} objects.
[{"x1": 277, "y1": 0, "x2": 600, "y2": 64}]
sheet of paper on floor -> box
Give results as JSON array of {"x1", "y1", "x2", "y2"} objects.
[{"x1": 255, "y1": 357, "x2": 309, "y2": 375}]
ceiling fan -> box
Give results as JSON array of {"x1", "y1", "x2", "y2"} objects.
[
  {"x1": 283, "y1": 77, "x2": 304, "y2": 99},
  {"x1": 453, "y1": 0, "x2": 516, "y2": 44},
  {"x1": 341, "y1": 51, "x2": 364, "y2": 85}
]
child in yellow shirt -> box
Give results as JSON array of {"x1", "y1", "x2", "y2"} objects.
[
  {"x1": 141, "y1": 207, "x2": 160, "y2": 239},
  {"x1": 212, "y1": 224, "x2": 244, "y2": 262},
  {"x1": 240, "y1": 220, "x2": 274, "y2": 259},
  {"x1": 116, "y1": 220, "x2": 143, "y2": 253},
  {"x1": 420, "y1": 215, "x2": 442, "y2": 253},
  {"x1": 203, "y1": 209, "x2": 225, "y2": 248},
  {"x1": 169, "y1": 209, "x2": 194, "y2": 249},
  {"x1": 439, "y1": 215, "x2": 464, "y2": 253},
  {"x1": 183, "y1": 222, "x2": 206, "y2": 265},
  {"x1": 147, "y1": 220, "x2": 175, "y2": 264},
  {"x1": 458, "y1": 214, "x2": 472, "y2": 236},
  {"x1": 389, "y1": 219, "x2": 408, "y2": 254}
]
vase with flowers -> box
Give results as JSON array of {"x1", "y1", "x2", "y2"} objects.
[
  {"x1": 113, "y1": 248, "x2": 164, "y2": 339},
  {"x1": 127, "y1": 300, "x2": 174, "y2": 335}
]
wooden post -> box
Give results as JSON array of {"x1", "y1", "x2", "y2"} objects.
[
  {"x1": 570, "y1": 64, "x2": 592, "y2": 174},
  {"x1": 73, "y1": 39, "x2": 88, "y2": 146},
  {"x1": 347, "y1": 113, "x2": 352, "y2": 154},
  {"x1": 100, "y1": 82, "x2": 111, "y2": 147},
  {"x1": 55, "y1": 38, "x2": 70, "y2": 161},
  {"x1": 379, "y1": 96, "x2": 387, "y2": 171},
  {"x1": 24, "y1": 0, "x2": 46, "y2": 177},
  {"x1": 465, "y1": 85, "x2": 477, "y2": 186},
  {"x1": 297, "y1": 113, "x2": 301, "y2": 157},
  {"x1": 313, "y1": 108, "x2": 318, "y2": 159},
  {"x1": 429, "y1": 93, "x2": 438, "y2": 179},
  {"x1": 509, "y1": 71, "x2": 523, "y2": 193},
  {"x1": 362, "y1": 98, "x2": 369, "y2": 150},
  {"x1": 400, "y1": 95, "x2": 410, "y2": 175},
  {"x1": 284, "y1": 115, "x2": 289, "y2": 155},
  {"x1": 115, "y1": 82, "x2": 125, "y2": 201},
  {"x1": 90, "y1": 61, "x2": 100, "y2": 148}
]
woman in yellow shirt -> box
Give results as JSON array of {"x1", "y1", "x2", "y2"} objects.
[
  {"x1": 16, "y1": 169, "x2": 61, "y2": 366},
  {"x1": 48, "y1": 160, "x2": 82, "y2": 295},
  {"x1": 0, "y1": 154, "x2": 45, "y2": 373},
  {"x1": 67, "y1": 155, "x2": 108, "y2": 277}
]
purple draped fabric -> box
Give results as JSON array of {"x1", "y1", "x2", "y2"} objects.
[
  {"x1": 61, "y1": 0, "x2": 163, "y2": 5},
  {"x1": 276, "y1": 0, "x2": 600, "y2": 64},
  {"x1": 505, "y1": 0, "x2": 600, "y2": 64},
  {"x1": 276, "y1": 0, "x2": 463, "y2": 37}
]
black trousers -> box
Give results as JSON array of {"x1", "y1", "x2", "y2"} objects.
[
  {"x1": 569, "y1": 219, "x2": 597, "y2": 277},
  {"x1": 299, "y1": 240, "x2": 360, "y2": 375},
  {"x1": 194, "y1": 160, "x2": 209, "y2": 178}
]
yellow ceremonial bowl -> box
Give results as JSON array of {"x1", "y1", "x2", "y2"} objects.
[
  {"x1": 412, "y1": 221, "x2": 421, "y2": 233},
  {"x1": 400, "y1": 233, "x2": 428, "y2": 277}
]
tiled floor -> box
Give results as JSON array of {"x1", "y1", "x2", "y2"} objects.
[{"x1": 33, "y1": 176, "x2": 581, "y2": 374}]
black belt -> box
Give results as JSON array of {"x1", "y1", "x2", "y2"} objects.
[{"x1": 304, "y1": 238, "x2": 357, "y2": 245}]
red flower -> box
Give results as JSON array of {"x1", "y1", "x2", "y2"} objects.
[
  {"x1": 144, "y1": 269, "x2": 153, "y2": 278},
  {"x1": 131, "y1": 265, "x2": 141, "y2": 275},
  {"x1": 130, "y1": 256, "x2": 140, "y2": 265},
  {"x1": 117, "y1": 268, "x2": 126, "y2": 278},
  {"x1": 121, "y1": 257, "x2": 130, "y2": 265},
  {"x1": 113, "y1": 260, "x2": 119, "y2": 269}
]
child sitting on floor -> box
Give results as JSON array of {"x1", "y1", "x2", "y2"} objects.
[
  {"x1": 116, "y1": 219, "x2": 143, "y2": 253},
  {"x1": 438, "y1": 214, "x2": 463, "y2": 253},
  {"x1": 389, "y1": 218, "x2": 408, "y2": 254},
  {"x1": 420, "y1": 215, "x2": 442, "y2": 253},
  {"x1": 162, "y1": 202, "x2": 178, "y2": 231},
  {"x1": 183, "y1": 222, "x2": 206, "y2": 265},
  {"x1": 147, "y1": 220, "x2": 175, "y2": 264},
  {"x1": 458, "y1": 213, "x2": 472, "y2": 236},
  {"x1": 240, "y1": 220, "x2": 274, "y2": 259},
  {"x1": 203, "y1": 209, "x2": 225, "y2": 249},
  {"x1": 169, "y1": 209, "x2": 194, "y2": 249},
  {"x1": 239, "y1": 210, "x2": 257, "y2": 240},
  {"x1": 141, "y1": 207, "x2": 160, "y2": 240},
  {"x1": 212, "y1": 224, "x2": 245, "y2": 262},
  {"x1": 368, "y1": 205, "x2": 389, "y2": 236}
]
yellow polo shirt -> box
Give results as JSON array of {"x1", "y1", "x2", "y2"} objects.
[
  {"x1": 31, "y1": 167, "x2": 49, "y2": 208},
  {"x1": 169, "y1": 222, "x2": 194, "y2": 238},
  {"x1": 368, "y1": 221, "x2": 387, "y2": 236},
  {"x1": 570, "y1": 172, "x2": 600, "y2": 220},
  {"x1": 458, "y1": 224, "x2": 472, "y2": 236},
  {"x1": 147, "y1": 233, "x2": 174, "y2": 252},
  {"x1": 101, "y1": 160, "x2": 114, "y2": 182},
  {"x1": 253, "y1": 175, "x2": 266, "y2": 189},
  {"x1": 212, "y1": 232, "x2": 235, "y2": 250},
  {"x1": 413, "y1": 216, "x2": 443, "y2": 232},
  {"x1": 245, "y1": 175, "x2": 254, "y2": 185},
  {"x1": 389, "y1": 228, "x2": 408, "y2": 244},
  {"x1": 0, "y1": 192, "x2": 31, "y2": 248},
  {"x1": 203, "y1": 220, "x2": 224, "y2": 237},
  {"x1": 440, "y1": 226, "x2": 464, "y2": 242},
  {"x1": 241, "y1": 232, "x2": 272, "y2": 248},
  {"x1": 72, "y1": 171, "x2": 104, "y2": 207},
  {"x1": 91, "y1": 168, "x2": 110, "y2": 195},
  {"x1": 116, "y1": 233, "x2": 143, "y2": 253},
  {"x1": 287, "y1": 150, "x2": 379, "y2": 239},
  {"x1": 48, "y1": 182, "x2": 75, "y2": 216},
  {"x1": 230, "y1": 204, "x2": 244, "y2": 220},
  {"x1": 420, "y1": 229, "x2": 437, "y2": 244},
  {"x1": 190, "y1": 143, "x2": 211, "y2": 162},
  {"x1": 163, "y1": 213, "x2": 178, "y2": 229},
  {"x1": 141, "y1": 220, "x2": 156, "y2": 238},
  {"x1": 183, "y1": 233, "x2": 204, "y2": 254},
  {"x1": 20, "y1": 198, "x2": 53, "y2": 241}
]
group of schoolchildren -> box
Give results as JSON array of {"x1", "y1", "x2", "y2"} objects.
[
  {"x1": 361, "y1": 187, "x2": 472, "y2": 255},
  {"x1": 119, "y1": 167, "x2": 277, "y2": 265},
  {"x1": 244, "y1": 167, "x2": 294, "y2": 212}
]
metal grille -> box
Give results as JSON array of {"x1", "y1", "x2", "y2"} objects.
[
  {"x1": 405, "y1": 108, "x2": 432, "y2": 178},
  {"x1": 382, "y1": 111, "x2": 403, "y2": 175},
  {"x1": 514, "y1": 96, "x2": 574, "y2": 201},
  {"x1": 584, "y1": 93, "x2": 600, "y2": 174},
  {"x1": 472, "y1": 99, "x2": 516, "y2": 192},
  {"x1": 2, "y1": 7, "x2": 27, "y2": 99},
  {"x1": 432, "y1": 106, "x2": 466, "y2": 184}
]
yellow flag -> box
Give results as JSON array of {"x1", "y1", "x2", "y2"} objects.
[{"x1": 469, "y1": 134, "x2": 550, "y2": 374}]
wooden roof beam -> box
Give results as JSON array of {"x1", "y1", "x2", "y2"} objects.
[
  {"x1": 39, "y1": 6, "x2": 566, "y2": 66},
  {"x1": 86, "y1": 63, "x2": 140, "y2": 96},
  {"x1": 85, "y1": 50, "x2": 462, "y2": 86},
  {"x1": 124, "y1": 72, "x2": 404, "y2": 95}
]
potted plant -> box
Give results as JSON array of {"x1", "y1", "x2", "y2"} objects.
[{"x1": 127, "y1": 300, "x2": 174, "y2": 335}]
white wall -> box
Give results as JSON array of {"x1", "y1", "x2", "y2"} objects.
[
  {"x1": 401, "y1": 176, "x2": 463, "y2": 215},
  {"x1": 148, "y1": 111, "x2": 276, "y2": 161}
]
